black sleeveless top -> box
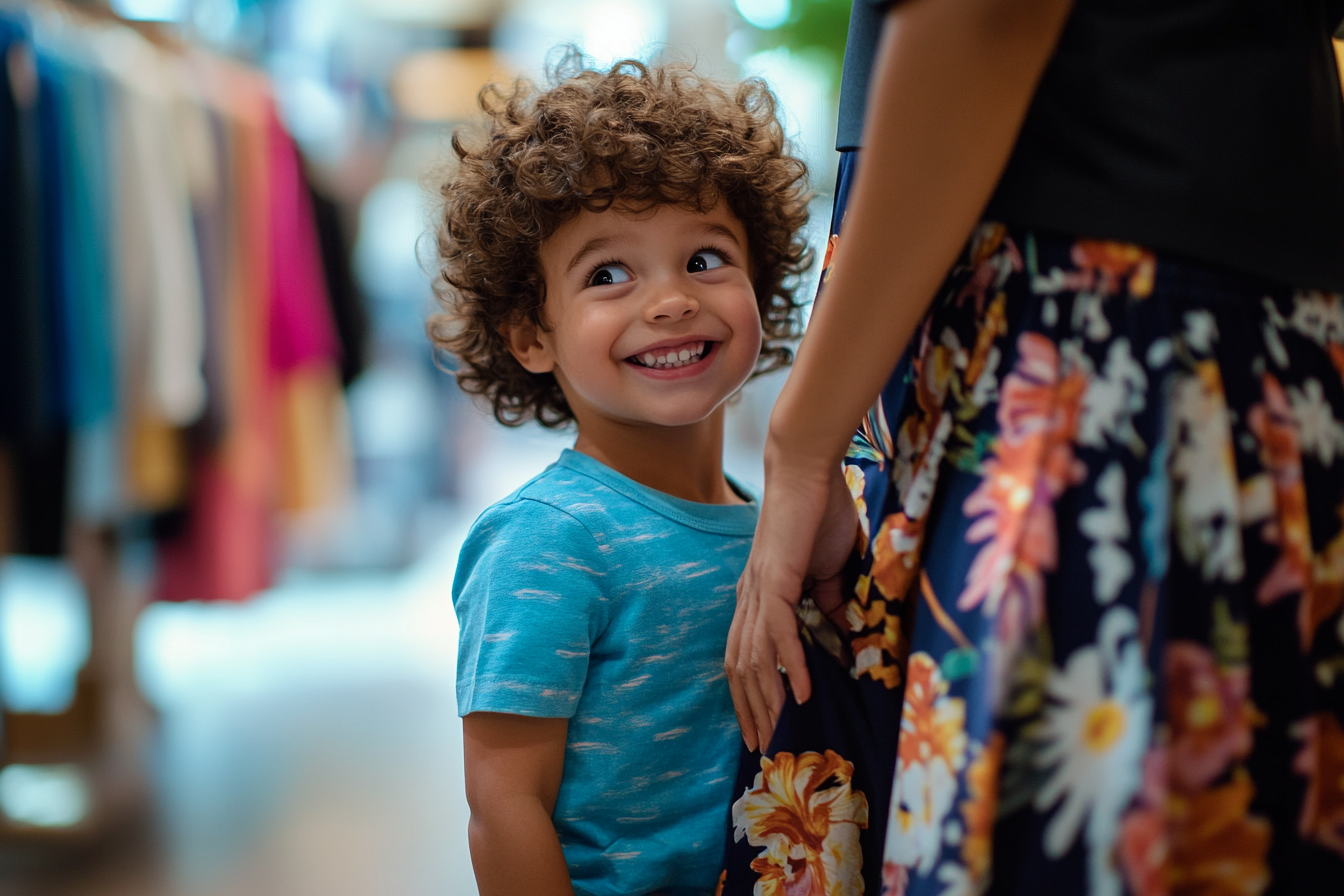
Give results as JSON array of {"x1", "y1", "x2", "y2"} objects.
[{"x1": 837, "y1": 0, "x2": 1344, "y2": 292}]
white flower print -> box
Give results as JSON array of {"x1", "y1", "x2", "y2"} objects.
[
  {"x1": 1262, "y1": 318, "x2": 1290, "y2": 369},
  {"x1": 885, "y1": 654, "x2": 968, "y2": 878},
  {"x1": 903, "y1": 413, "x2": 954, "y2": 521},
  {"x1": 1170, "y1": 366, "x2": 1245, "y2": 583},
  {"x1": 1034, "y1": 606, "x2": 1152, "y2": 896},
  {"x1": 1287, "y1": 290, "x2": 1344, "y2": 347},
  {"x1": 845, "y1": 464, "x2": 872, "y2": 551},
  {"x1": 1287, "y1": 378, "x2": 1344, "y2": 467},
  {"x1": 1145, "y1": 337, "x2": 1173, "y2": 370},
  {"x1": 1079, "y1": 464, "x2": 1133, "y2": 604},
  {"x1": 968, "y1": 345, "x2": 1002, "y2": 407},
  {"x1": 935, "y1": 859, "x2": 981, "y2": 896},
  {"x1": 1078, "y1": 338, "x2": 1147, "y2": 450},
  {"x1": 1183, "y1": 310, "x2": 1218, "y2": 355},
  {"x1": 1042, "y1": 296, "x2": 1060, "y2": 327},
  {"x1": 1072, "y1": 292, "x2": 1112, "y2": 342}
]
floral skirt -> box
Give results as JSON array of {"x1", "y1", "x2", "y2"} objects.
[{"x1": 720, "y1": 151, "x2": 1344, "y2": 896}]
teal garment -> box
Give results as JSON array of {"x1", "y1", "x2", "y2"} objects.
[{"x1": 454, "y1": 449, "x2": 755, "y2": 896}]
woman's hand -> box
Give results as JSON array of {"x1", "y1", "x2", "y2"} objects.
[{"x1": 726, "y1": 436, "x2": 858, "y2": 752}]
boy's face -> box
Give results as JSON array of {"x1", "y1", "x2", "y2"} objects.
[{"x1": 513, "y1": 202, "x2": 763, "y2": 431}]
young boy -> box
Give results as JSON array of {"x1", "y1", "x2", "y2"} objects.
[{"x1": 430, "y1": 55, "x2": 811, "y2": 896}]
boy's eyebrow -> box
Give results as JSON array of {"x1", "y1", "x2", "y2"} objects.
[
  {"x1": 700, "y1": 223, "x2": 744, "y2": 248},
  {"x1": 566, "y1": 236, "x2": 615, "y2": 274}
]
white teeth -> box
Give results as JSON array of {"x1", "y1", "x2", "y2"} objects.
[{"x1": 635, "y1": 342, "x2": 709, "y2": 369}]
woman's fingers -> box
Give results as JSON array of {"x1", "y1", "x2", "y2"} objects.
[
  {"x1": 725, "y1": 578, "x2": 759, "y2": 751},
  {"x1": 739, "y1": 637, "x2": 777, "y2": 750},
  {"x1": 738, "y1": 589, "x2": 812, "y2": 750},
  {"x1": 772, "y1": 599, "x2": 811, "y2": 706}
]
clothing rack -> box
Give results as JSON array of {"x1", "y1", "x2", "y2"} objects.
[{"x1": 0, "y1": 0, "x2": 359, "y2": 846}]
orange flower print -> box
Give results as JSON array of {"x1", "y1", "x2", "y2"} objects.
[
  {"x1": 956, "y1": 222, "x2": 1022, "y2": 315},
  {"x1": 732, "y1": 750, "x2": 870, "y2": 896},
  {"x1": 1329, "y1": 342, "x2": 1344, "y2": 382},
  {"x1": 851, "y1": 618, "x2": 906, "y2": 690},
  {"x1": 850, "y1": 515, "x2": 915, "y2": 689},
  {"x1": 1293, "y1": 712, "x2": 1344, "y2": 856},
  {"x1": 1070, "y1": 240, "x2": 1156, "y2": 299},
  {"x1": 1246, "y1": 374, "x2": 1312, "y2": 612},
  {"x1": 1118, "y1": 806, "x2": 1169, "y2": 896},
  {"x1": 881, "y1": 861, "x2": 909, "y2": 896},
  {"x1": 1168, "y1": 772, "x2": 1271, "y2": 896},
  {"x1": 1243, "y1": 373, "x2": 1343, "y2": 650},
  {"x1": 822, "y1": 233, "x2": 841, "y2": 283},
  {"x1": 960, "y1": 733, "x2": 1005, "y2": 887},
  {"x1": 890, "y1": 332, "x2": 956, "y2": 512},
  {"x1": 886, "y1": 653, "x2": 968, "y2": 876},
  {"x1": 846, "y1": 464, "x2": 871, "y2": 558},
  {"x1": 1306, "y1": 524, "x2": 1344, "y2": 653},
  {"x1": 964, "y1": 292, "x2": 1007, "y2": 393},
  {"x1": 870, "y1": 513, "x2": 922, "y2": 602},
  {"x1": 1117, "y1": 747, "x2": 1170, "y2": 896},
  {"x1": 1166, "y1": 642, "x2": 1255, "y2": 792},
  {"x1": 959, "y1": 333, "x2": 1086, "y2": 650}
]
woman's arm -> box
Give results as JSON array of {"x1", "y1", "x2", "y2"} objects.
[
  {"x1": 726, "y1": 0, "x2": 1075, "y2": 751},
  {"x1": 463, "y1": 712, "x2": 573, "y2": 896}
]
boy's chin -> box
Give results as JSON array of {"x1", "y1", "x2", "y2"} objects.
[
  {"x1": 591, "y1": 399, "x2": 730, "y2": 430},
  {"x1": 631, "y1": 404, "x2": 727, "y2": 429}
]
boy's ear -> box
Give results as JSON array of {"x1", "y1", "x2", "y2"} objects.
[{"x1": 501, "y1": 318, "x2": 556, "y2": 374}]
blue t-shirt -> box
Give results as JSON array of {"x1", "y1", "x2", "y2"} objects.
[{"x1": 453, "y1": 449, "x2": 756, "y2": 896}]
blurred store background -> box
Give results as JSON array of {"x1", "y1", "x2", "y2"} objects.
[{"x1": 0, "y1": 0, "x2": 848, "y2": 893}]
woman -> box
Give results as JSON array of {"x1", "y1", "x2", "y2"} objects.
[{"x1": 723, "y1": 1, "x2": 1344, "y2": 894}]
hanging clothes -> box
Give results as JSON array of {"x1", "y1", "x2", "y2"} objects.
[
  {"x1": 306, "y1": 170, "x2": 370, "y2": 389},
  {"x1": 0, "y1": 13, "x2": 50, "y2": 445},
  {"x1": 0, "y1": 4, "x2": 352, "y2": 601},
  {"x1": 153, "y1": 54, "x2": 348, "y2": 602}
]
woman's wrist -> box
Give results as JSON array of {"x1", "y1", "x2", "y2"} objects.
[{"x1": 765, "y1": 381, "x2": 854, "y2": 477}]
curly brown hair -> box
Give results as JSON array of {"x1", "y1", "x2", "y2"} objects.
[{"x1": 428, "y1": 52, "x2": 812, "y2": 427}]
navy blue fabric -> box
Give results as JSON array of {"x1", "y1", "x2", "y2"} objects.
[{"x1": 721, "y1": 149, "x2": 1344, "y2": 896}]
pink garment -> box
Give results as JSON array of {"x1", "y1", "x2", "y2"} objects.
[
  {"x1": 266, "y1": 111, "x2": 338, "y2": 373},
  {"x1": 156, "y1": 61, "x2": 277, "y2": 603},
  {"x1": 157, "y1": 65, "x2": 348, "y2": 602},
  {"x1": 154, "y1": 457, "x2": 275, "y2": 603}
]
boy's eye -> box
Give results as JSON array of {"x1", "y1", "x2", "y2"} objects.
[
  {"x1": 589, "y1": 264, "x2": 631, "y2": 287},
  {"x1": 687, "y1": 250, "x2": 726, "y2": 274}
]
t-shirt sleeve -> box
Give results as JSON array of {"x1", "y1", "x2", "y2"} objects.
[{"x1": 452, "y1": 498, "x2": 609, "y2": 719}]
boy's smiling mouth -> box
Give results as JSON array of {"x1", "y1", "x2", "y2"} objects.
[{"x1": 627, "y1": 340, "x2": 714, "y2": 370}]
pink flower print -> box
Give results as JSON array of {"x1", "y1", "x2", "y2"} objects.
[
  {"x1": 958, "y1": 334, "x2": 1087, "y2": 650},
  {"x1": 1166, "y1": 642, "x2": 1255, "y2": 792}
]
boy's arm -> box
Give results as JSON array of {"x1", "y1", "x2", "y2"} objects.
[{"x1": 463, "y1": 712, "x2": 574, "y2": 896}]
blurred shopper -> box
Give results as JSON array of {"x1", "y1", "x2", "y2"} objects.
[
  {"x1": 430, "y1": 56, "x2": 811, "y2": 895},
  {"x1": 724, "y1": 1, "x2": 1344, "y2": 894}
]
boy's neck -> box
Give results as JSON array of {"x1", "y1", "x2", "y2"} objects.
[{"x1": 570, "y1": 407, "x2": 744, "y2": 505}]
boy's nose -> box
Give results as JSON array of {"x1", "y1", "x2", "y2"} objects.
[{"x1": 647, "y1": 290, "x2": 699, "y2": 323}]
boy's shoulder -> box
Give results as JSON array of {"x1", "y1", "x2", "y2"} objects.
[
  {"x1": 486, "y1": 450, "x2": 632, "y2": 527},
  {"x1": 462, "y1": 451, "x2": 641, "y2": 558}
]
